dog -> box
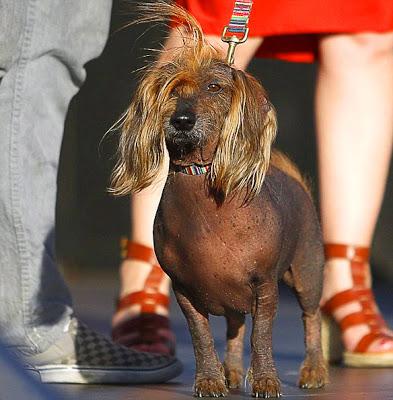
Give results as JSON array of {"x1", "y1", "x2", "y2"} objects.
[{"x1": 112, "y1": 2, "x2": 329, "y2": 397}]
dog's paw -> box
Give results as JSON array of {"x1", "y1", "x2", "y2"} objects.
[
  {"x1": 194, "y1": 376, "x2": 228, "y2": 397},
  {"x1": 251, "y1": 376, "x2": 281, "y2": 398},
  {"x1": 225, "y1": 368, "x2": 243, "y2": 389},
  {"x1": 298, "y1": 361, "x2": 329, "y2": 389}
]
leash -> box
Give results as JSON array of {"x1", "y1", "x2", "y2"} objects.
[{"x1": 221, "y1": 0, "x2": 253, "y2": 65}]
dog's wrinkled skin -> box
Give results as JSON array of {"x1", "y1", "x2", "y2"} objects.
[{"x1": 112, "y1": 2, "x2": 328, "y2": 397}]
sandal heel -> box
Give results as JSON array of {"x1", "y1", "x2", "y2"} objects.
[
  {"x1": 321, "y1": 313, "x2": 343, "y2": 364},
  {"x1": 321, "y1": 243, "x2": 393, "y2": 367}
]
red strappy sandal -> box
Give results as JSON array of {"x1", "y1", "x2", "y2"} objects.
[
  {"x1": 321, "y1": 243, "x2": 393, "y2": 367},
  {"x1": 112, "y1": 241, "x2": 176, "y2": 356}
]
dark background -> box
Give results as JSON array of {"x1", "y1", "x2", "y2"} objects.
[{"x1": 56, "y1": 1, "x2": 393, "y2": 282}]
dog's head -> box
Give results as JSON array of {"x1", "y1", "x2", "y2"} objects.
[{"x1": 111, "y1": 1, "x2": 277, "y2": 204}]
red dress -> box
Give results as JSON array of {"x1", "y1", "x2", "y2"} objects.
[{"x1": 176, "y1": 0, "x2": 393, "y2": 62}]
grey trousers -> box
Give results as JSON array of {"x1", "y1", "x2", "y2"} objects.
[{"x1": 0, "y1": 0, "x2": 112, "y2": 355}]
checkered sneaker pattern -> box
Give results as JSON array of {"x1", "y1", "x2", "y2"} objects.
[{"x1": 71, "y1": 318, "x2": 171, "y2": 369}]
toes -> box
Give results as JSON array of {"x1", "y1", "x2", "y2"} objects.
[
  {"x1": 194, "y1": 377, "x2": 228, "y2": 397},
  {"x1": 298, "y1": 362, "x2": 329, "y2": 389},
  {"x1": 369, "y1": 335, "x2": 393, "y2": 352},
  {"x1": 225, "y1": 369, "x2": 243, "y2": 389},
  {"x1": 251, "y1": 376, "x2": 281, "y2": 398}
]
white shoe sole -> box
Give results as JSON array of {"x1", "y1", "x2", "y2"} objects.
[{"x1": 29, "y1": 359, "x2": 183, "y2": 384}]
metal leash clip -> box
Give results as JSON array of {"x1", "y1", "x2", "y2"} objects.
[{"x1": 221, "y1": 26, "x2": 249, "y2": 66}]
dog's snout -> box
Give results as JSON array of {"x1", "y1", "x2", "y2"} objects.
[{"x1": 170, "y1": 111, "x2": 196, "y2": 132}]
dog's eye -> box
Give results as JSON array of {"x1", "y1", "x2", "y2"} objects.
[{"x1": 207, "y1": 83, "x2": 222, "y2": 93}]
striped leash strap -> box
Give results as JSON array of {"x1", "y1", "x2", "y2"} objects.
[{"x1": 221, "y1": 0, "x2": 253, "y2": 65}]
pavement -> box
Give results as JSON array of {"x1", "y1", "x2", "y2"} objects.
[{"x1": 44, "y1": 272, "x2": 393, "y2": 400}]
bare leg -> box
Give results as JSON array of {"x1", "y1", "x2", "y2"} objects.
[
  {"x1": 174, "y1": 288, "x2": 227, "y2": 397},
  {"x1": 113, "y1": 152, "x2": 170, "y2": 324},
  {"x1": 223, "y1": 315, "x2": 245, "y2": 389},
  {"x1": 316, "y1": 32, "x2": 393, "y2": 351},
  {"x1": 248, "y1": 280, "x2": 281, "y2": 398}
]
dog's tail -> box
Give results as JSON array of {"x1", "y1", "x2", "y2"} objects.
[{"x1": 270, "y1": 150, "x2": 312, "y2": 197}]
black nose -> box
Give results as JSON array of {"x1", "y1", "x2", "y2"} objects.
[{"x1": 170, "y1": 111, "x2": 196, "y2": 131}]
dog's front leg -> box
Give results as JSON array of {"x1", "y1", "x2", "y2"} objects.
[
  {"x1": 248, "y1": 280, "x2": 281, "y2": 398},
  {"x1": 174, "y1": 288, "x2": 228, "y2": 397}
]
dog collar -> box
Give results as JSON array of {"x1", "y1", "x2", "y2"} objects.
[{"x1": 172, "y1": 164, "x2": 211, "y2": 176}]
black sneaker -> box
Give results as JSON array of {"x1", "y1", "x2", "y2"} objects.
[{"x1": 21, "y1": 318, "x2": 182, "y2": 384}]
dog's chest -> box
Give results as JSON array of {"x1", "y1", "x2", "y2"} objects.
[{"x1": 153, "y1": 174, "x2": 284, "y2": 315}]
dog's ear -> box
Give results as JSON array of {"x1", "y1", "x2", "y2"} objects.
[
  {"x1": 111, "y1": 67, "x2": 172, "y2": 195},
  {"x1": 209, "y1": 69, "x2": 277, "y2": 205}
]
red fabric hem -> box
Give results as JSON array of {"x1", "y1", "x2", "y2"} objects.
[{"x1": 176, "y1": 0, "x2": 393, "y2": 63}]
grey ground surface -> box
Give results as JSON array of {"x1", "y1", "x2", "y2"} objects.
[{"x1": 50, "y1": 272, "x2": 393, "y2": 399}]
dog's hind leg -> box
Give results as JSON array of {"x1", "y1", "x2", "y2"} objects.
[
  {"x1": 173, "y1": 288, "x2": 228, "y2": 397},
  {"x1": 223, "y1": 314, "x2": 245, "y2": 389},
  {"x1": 290, "y1": 253, "x2": 329, "y2": 389},
  {"x1": 297, "y1": 307, "x2": 329, "y2": 389},
  {"x1": 248, "y1": 279, "x2": 282, "y2": 398}
]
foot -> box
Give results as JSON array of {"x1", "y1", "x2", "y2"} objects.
[
  {"x1": 194, "y1": 375, "x2": 228, "y2": 397},
  {"x1": 298, "y1": 356, "x2": 328, "y2": 389},
  {"x1": 113, "y1": 258, "x2": 171, "y2": 322},
  {"x1": 112, "y1": 252, "x2": 176, "y2": 355},
  {"x1": 321, "y1": 258, "x2": 393, "y2": 353},
  {"x1": 21, "y1": 317, "x2": 182, "y2": 384},
  {"x1": 224, "y1": 367, "x2": 243, "y2": 389},
  {"x1": 249, "y1": 375, "x2": 281, "y2": 398},
  {"x1": 112, "y1": 311, "x2": 176, "y2": 356}
]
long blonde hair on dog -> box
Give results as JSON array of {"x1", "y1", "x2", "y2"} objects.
[{"x1": 111, "y1": 1, "x2": 277, "y2": 205}]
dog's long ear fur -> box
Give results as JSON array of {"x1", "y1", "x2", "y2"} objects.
[
  {"x1": 209, "y1": 69, "x2": 277, "y2": 205},
  {"x1": 110, "y1": 1, "x2": 214, "y2": 195},
  {"x1": 110, "y1": 67, "x2": 173, "y2": 195}
]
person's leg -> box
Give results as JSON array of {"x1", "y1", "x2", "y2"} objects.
[
  {"x1": 316, "y1": 32, "x2": 393, "y2": 353},
  {"x1": 113, "y1": 29, "x2": 263, "y2": 348},
  {"x1": 114, "y1": 156, "x2": 171, "y2": 321},
  {"x1": 0, "y1": 0, "x2": 115, "y2": 354},
  {"x1": 0, "y1": 0, "x2": 182, "y2": 383}
]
